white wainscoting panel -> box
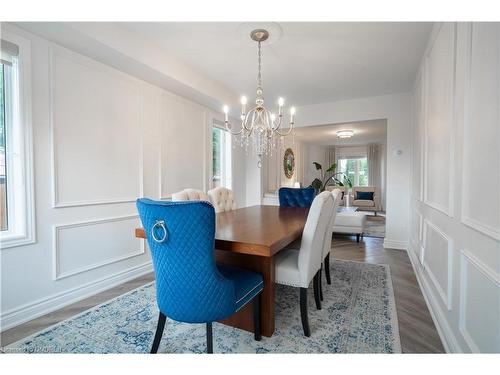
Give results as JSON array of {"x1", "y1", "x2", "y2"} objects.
[
  {"x1": 53, "y1": 215, "x2": 144, "y2": 280},
  {"x1": 50, "y1": 47, "x2": 143, "y2": 207},
  {"x1": 160, "y1": 92, "x2": 207, "y2": 198},
  {"x1": 423, "y1": 23, "x2": 455, "y2": 217},
  {"x1": 459, "y1": 249, "x2": 500, "y2": 353},
  {"x1": 422, "y1": 219, "x2": 453, "y2": 310},
  {"x1": 411, "y1": 209, "x2": 423, "y2": 263},
  {"x1": 461, "y1": 23, "x2": 500, "y2": 241}
]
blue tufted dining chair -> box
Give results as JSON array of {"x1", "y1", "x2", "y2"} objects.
[
  {"x1": 136, "y1": 198, "x2": 263, "y2": 354},
  {"x1": 278, "y1": 187, "x2": 315, "y2": 208}
]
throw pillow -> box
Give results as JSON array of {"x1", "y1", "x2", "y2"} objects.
[{"x1": 356, "y1": 191, "x2": 374, "y2": 200}]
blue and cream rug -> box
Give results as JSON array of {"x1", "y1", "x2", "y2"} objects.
[{"x1": 6, "y1": 260, "x2": 401, "y2": 353}]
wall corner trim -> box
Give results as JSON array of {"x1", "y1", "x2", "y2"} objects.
[{"x1": 382, "y1": 239, "x2": 408, "y2": 250}]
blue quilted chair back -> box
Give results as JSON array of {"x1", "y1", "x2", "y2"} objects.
[
  {"x1": 279, "y1": 187, "x2": 315, "y2": 208},
  {"x1": 136, "y1": 198, "x2": 235, "y2": 323}
]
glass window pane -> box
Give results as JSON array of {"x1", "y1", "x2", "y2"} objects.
[
  {"x1": 338, "y1": 157, "x2": 368, "y2": 187},
  {"x1": 212, "y1": 127, "x2": 221, "y2": 188},
  {"x1": 0, "y1": 63, "x2": 7, "y2": 231}
]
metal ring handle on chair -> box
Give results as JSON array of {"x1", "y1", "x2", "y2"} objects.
[{"x1": 151, "y1": 220, "x2": 167, "y2": 243}]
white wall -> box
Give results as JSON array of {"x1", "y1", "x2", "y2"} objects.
[
  {"x1": 286, "y1": 93, "x2": 412, "y2": 250},
  {"x1": 303, "y1": 144, "x2": 329, "y2": 188},
  {"x1": 0, "y1": 24, "x2": 246, "y2": 330},
  {"x1": 262, "y1": 138, "x2": 306, "y2": 194},
  {"x1": 409, "y1": 23, "x2": 499, "y2": 353}
]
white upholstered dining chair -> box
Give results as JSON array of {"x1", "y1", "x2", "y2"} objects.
[
  {"x1": 207, "y1": 187, "x2": 236, "y2": 213},
  {"x1": 171, "y1": 188, "x2": 210, "y2": 202},
  {"x1": 319, "y1": 188, "x2": 341, "y2": 300},
  {"x1": 274, "y1": 191, "x2": 334, "y2": 336}
]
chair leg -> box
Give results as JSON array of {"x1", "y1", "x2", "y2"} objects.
[
  {"x1": 150, "y1": 312, "x2": 166, "y2": 354},
  {"x1": 356, "y1": 233, "x2": 360, "y2": 243},
  {"x1": 313, "y1": 272, "x2": 322, "y2": 310},
  {"x1": 300, "y1": 287, "x2": 311, "y2": 337},
  {"x1": 253, "y1": 292, "x2": 262, "y2": 341},
  {"x1": 319, "y1": 267, "x2": 324, "y2": 301},
  {"x1": 325, "y1": 253, "x2": 331, "y2": 285},
  {"x1": 206, "y1": 322, "x2": 213, "y2": 354}
]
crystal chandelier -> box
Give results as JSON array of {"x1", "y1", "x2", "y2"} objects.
[{"x1": 223, "y1": 29, "x2": 295, "y2": 158}]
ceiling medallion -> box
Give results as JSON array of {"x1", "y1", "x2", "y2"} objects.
[{"x1": 223, "y1": 29, "x2": 295, "y2": 162}]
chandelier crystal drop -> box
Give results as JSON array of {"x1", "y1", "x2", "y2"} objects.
[{"x1": 223, "y1": 29, "x2": 295, "y2": 159}]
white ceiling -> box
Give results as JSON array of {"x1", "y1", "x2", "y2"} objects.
[
  {"x1": 118, "y1": 22, "x2": 432, "y2": 106},
  {"x1": 293, "y1": 119, "x2": 387, "y2": 146}
]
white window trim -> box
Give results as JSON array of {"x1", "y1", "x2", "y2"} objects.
[
  {"x1": 0, "y1": 30, "x2": 35, "y2": 249},
  {"x1": 211, "y1": 119, "x2": 232, "y2": 190}
]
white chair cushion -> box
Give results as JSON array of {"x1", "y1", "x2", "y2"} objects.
[
  {"x1": 275, "y1": 249, "x2": 301, "y2": 287},
  {"x1": 207, "y1": 187, "x2": 237, "y2": 213},
  {"x1": 171, "y1": 188, "x2": 209, "y2": 202}
]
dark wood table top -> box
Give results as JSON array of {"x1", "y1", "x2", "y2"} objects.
[{"x1": 135, "y1": 205, "x2": 309, "y2": 257}]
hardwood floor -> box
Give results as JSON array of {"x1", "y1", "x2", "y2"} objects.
[
  {"x1": 332, "y1": 235, "x2": 445, "y2": 353},
  {"x1": 1, "y1": 236, "x2": 444, "y2": 353}
]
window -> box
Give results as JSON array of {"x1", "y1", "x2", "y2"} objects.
[
  {"x1": 338, "y1": 157, "x2": 368, "y2": 186},
  {"x1": 1, "y1": 63, "x2": 6, "y2": 231},
  {"x1": 0, "y1": 34, "x2": 34, "y2": 249},
  {"x1": 212, "y1": 124, "x2": 232, "y2": 189}
]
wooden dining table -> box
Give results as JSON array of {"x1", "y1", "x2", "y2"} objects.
[{"x1": 135, "y1": 204, "x2": 309, "y2": 337}]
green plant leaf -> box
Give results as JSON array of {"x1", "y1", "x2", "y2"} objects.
[
  {"x1": 325, "y1": 163, "x2": 337, "y2": 173},
  {"x1": 311, "y1": 178, "x2": 322, "y2": 190},
  {"x1": 344, "y1": 176, "x2": 353, "y2": 188},
  {"x1": 312, "y1": 162, "x2": 322, "y2": 170}
]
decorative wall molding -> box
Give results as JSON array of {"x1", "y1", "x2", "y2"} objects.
[
  {"x1": 459, "y1": 249, "x2": 500, "y2": 353},
  {"x1": 407, "y1": 247, "x2": 462, "y2": 353},
  {"x1": 0, "y1": 262, "x2": 152, "y2": 332},
  {"x1": 48, "y1": 46, "x2": 144, "y2": 208},
  {"x1": 422, "y1": 23, "x2": 457, "y2": 218},
  {"x1": 459, "y1": 23, "x2": 500, "y2": 242},
  {"x1": 422, "y1": 219, "x2": 453, "y2": 311},
  {"x1": 52, "y1": 215, "x2": 145, "y2": 280},
  {"x1": 159, "y1": 91, "x2": 208, "y2": 199},
  {"x1": 410, "y1": 209, "x2": 424, "y2": 264}
]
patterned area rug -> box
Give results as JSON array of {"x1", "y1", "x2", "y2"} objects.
[{"x1": 6, "y1": 260, "x2": 401, "y2": 353}]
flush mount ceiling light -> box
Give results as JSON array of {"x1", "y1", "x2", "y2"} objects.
[
  {"x1": 336, "y1": 130, "x2": 354, "y2": 139},
  {"x1": 223, "y1": 29, "x2": 295, "y2": 158}
]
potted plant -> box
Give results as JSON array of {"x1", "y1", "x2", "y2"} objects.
[{"x1": 309, "y1": 162, "x2": 352, "y2": 195}]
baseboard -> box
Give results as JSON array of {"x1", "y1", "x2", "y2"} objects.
[
  {"x1": 0, "y1": 262, "x2": 153, "y2": 332},
  {"x1": 383, "y1": 238, "x2": 408, "y2": 250},
  {"x1": 407, "y1": 247, "x2": 464, "y2": 353}
]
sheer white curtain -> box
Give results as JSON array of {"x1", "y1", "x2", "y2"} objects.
[
  {"x1": 325, "y1": 146, "x2": 336, "y2": 185},
  {"x1": 326, "y1": 146, "x2": 336, "y2": 169},
  {"x1": 368, "y1": 143, "x2": 385, "y2": 210}
]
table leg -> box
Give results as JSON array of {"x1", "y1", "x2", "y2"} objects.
[{"x1": 215, "y1": 250, "x2": 276, "y2": 337}]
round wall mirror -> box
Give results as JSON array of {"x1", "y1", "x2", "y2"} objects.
[{"x1": 283, "y1": 148, "x2": 295, "y2": 179}]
